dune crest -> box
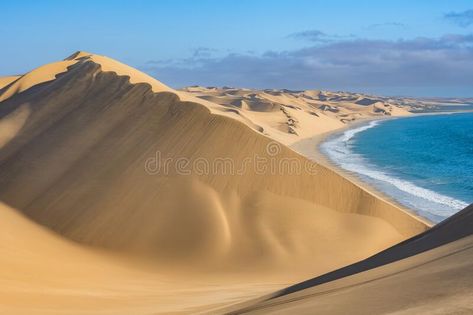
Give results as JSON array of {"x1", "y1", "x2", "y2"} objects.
[
  {"x1": 0, "y1": 75, "x2": 21, "y2": 89},
  {"x1": 0, "y1": 60, "x2": 79, "y2": 102}
]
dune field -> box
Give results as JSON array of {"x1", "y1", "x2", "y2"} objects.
[
  {"x1": 0, "y1": 51, "x2": 447, "y2": 314},
  {"x1": 181, "y1": 86, "x2": 414, "y2": 145}
]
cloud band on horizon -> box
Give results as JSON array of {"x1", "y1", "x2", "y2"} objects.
[{"x1": 143, "y1": 33, "x2": 473, "y2": 97}]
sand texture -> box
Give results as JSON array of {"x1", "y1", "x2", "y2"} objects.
[{"x1": 228, "y1": 204, "x2": 473, "y2": 314}]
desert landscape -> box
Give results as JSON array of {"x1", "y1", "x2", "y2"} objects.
[
  {"x1": 0, "y1": 50, "x2": 471, "y2": 314},
  {"x1": 4, "y1": 0, "x2": 473, "y2": 313}
]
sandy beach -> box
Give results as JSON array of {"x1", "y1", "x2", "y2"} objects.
[
  {"x1": 292, "y1": 119, "x2": 434, "y2": 227},
  {"x1": 311, "y1": 111, "x2": 473, "y2": 224}
]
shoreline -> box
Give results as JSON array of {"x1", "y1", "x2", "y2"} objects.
[
  {"x1": 296, "y1": 110, "x2": 473, "y2": 227},
  {"x1": 290, "y1": 115, "x2": 435, "y2": 227}
]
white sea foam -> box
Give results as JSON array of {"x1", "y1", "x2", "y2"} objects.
[
  {"x1": 320, "y1": 120, "x2": 469, "y2": 222},
  {"x1": 339, "y1": 120, "x2": 380, "y2": 143}
]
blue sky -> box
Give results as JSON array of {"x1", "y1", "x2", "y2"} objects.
[{"x1": 1, "y1": 0, "x2": 473, "y2": 97}]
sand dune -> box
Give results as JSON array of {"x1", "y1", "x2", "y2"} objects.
[
  {"x1": 226, "y1": 203, "x2": 473, "y2": 314},
  {"x1": 0, "y1": 59, "x2": 79, "y2": 102},
  {"x1": 0, "y1": 52, "x2": 429, "y2": 313},
  {"x1": 182, "y1": 87, "x2": 413, "y2": 144},
  {"x1": 0, "y1": 75, "x2": 21, "y2": 89}
]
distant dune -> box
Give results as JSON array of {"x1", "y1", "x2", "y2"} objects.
[
  {"x1": 181, "y1": 86, "x2": 413, "y2": 144},
  {"x1": 0, "y1": 52, "x2": 429, "y2": 313}
]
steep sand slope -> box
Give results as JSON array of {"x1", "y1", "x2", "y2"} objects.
[
  {"x1": 227, "y1": 204, "x2": 473, "y2": 314},
  {"x1": 0, "y1": 52, "x2": 429, "y2": 313}
]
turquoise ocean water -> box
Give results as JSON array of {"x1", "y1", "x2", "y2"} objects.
[{"x1": 320, "y1": 112, "x2": 473, "y2": 223}]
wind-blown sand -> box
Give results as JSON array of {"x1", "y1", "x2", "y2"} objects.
[{"x1": 0, "y1": 52, "x2": 430, "y2": 313}]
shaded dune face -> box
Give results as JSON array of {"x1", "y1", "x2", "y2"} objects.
[
  {"x1": 0, "y1": 58, "x2": 427, "y2": 271},
  {"x1": 227, "y1": 204, "x2": 473, "y2": 315}
]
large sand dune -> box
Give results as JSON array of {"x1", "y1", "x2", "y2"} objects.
[{"x1": 0, "y1": 52, "x2": 429, "y2": 313}]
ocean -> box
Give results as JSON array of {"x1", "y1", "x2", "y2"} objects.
[{"x1": 320, "y1": 112, "x2": 473, "y2": 223}]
